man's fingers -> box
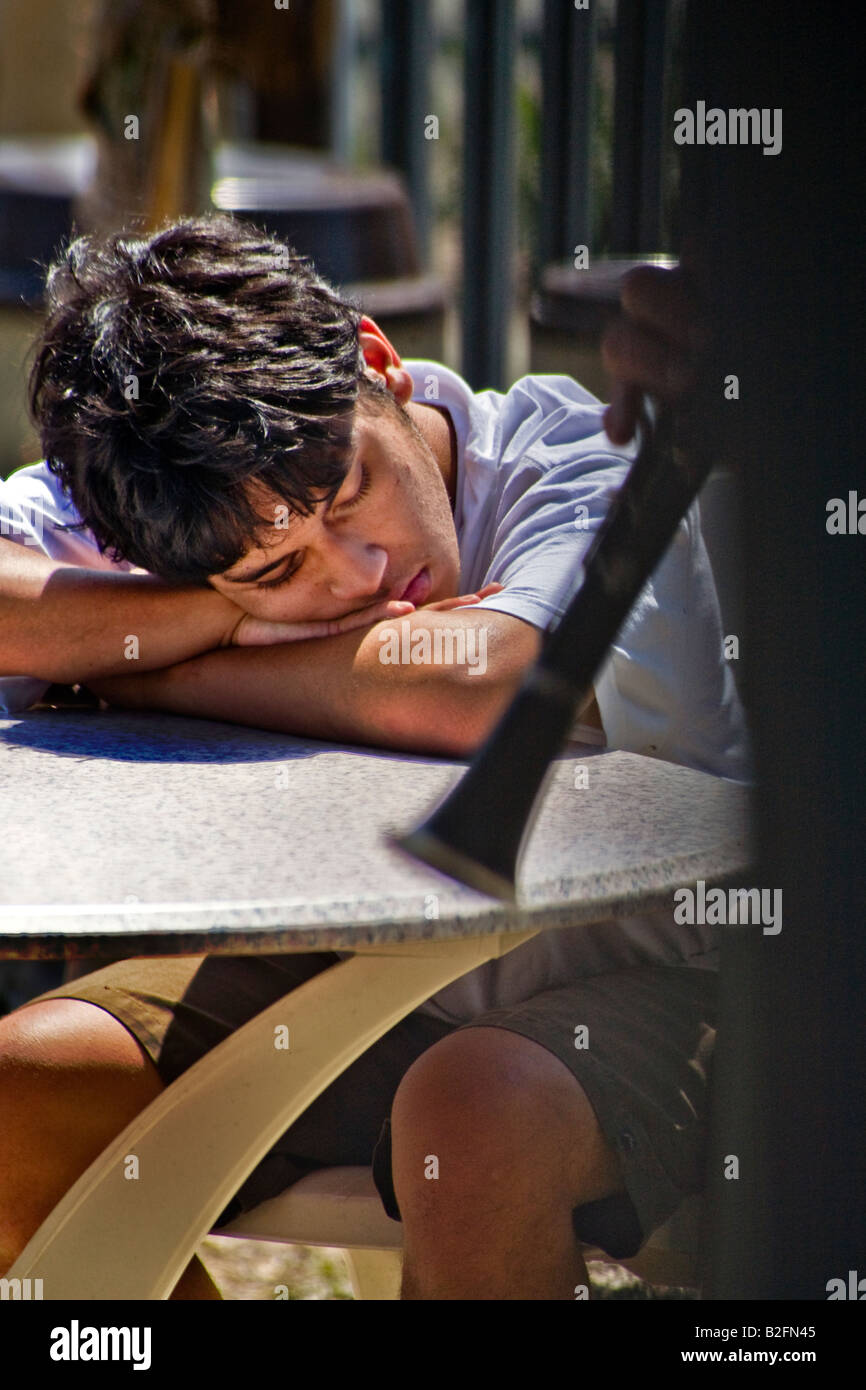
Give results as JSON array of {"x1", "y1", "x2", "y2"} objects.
[
  {"x1": 233, "y1": 600, "x2": 414, "y2": 645},
  {"x1": 424, "y1": 594, "x2": 480, "y2": 611},
  {"x1": 602, "y1": 317, "x2": 695, "y2": 402},
  {"x1": 601, "y1": 265, "x2": 708, "y2": 444},
  {"x1": 234, "y1": 618, "x2": 326, "y2": 644},
  {"x1": 332, "y1": 603, "x2": 417, "y2": 636},
  {"x1": 423, "y1": 583, "x2": 504, "y2": 612},
  {"x1": 329, "y1": 599, "x2": 414, "y2": 633},
  {"x1": 619, "y1": 264, "x2": 706, "y2": 350},
  {"x1": 233, "y1": 585, "x2": 507, "y2": 647},
  {"x1": 603, "y1": 380, "x2": 643, "y2": 446}
]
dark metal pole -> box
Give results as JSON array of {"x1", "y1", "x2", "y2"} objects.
[
  {"x1": 611, "y1": 0, "x2": 668, "y2": 253},
  {"x1": 397, "y1": 400, "x2": 716, "y2": 900},
  {"x1": 538, "y1": 0, "x2": 596, "y2": 271},
  {"x1": 679, "y1": 1, "x2": 866, "y2": 1299},
  {"x1": 380, "y1": 0, "x2": 433, "y2": 261},
  {"x1": 460, "y1": 0, "x2": 516, "y2": 390}
]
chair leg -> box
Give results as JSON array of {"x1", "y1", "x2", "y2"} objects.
[{"x1": 345, "y1": 1248, "x2": 403, "y2": 1300}]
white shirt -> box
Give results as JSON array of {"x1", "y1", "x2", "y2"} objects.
[
  {"x1": 0, "y1": 461, "x2": 134, "y2": 714},
  {"x1": 410, "y1": 361, "x2": 750, "y2": 781},
  {"x1": 403, "y1": 362, "x2": 751, "y2": 1022},
  {"x1": 1, "y1": 363, "x2": 751, "y2": 1022}
]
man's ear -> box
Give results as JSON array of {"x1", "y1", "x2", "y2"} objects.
[{"x1": 359, "y1": 316, "x2": 413, "y2": 403}]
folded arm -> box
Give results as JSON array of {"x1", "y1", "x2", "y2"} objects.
[
  {"x1": 0, "y1": 537, "x2": 244, "y2": 684},
  {"x1": 0, "y1": 538, "x2": 411, "y2": 687},
  {"x1": 88, "y1": 607, "x2": 553, "y2": 757}
]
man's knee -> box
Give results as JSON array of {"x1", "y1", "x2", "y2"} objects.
[
  {"x1": 0, "y1": 998, "x2": 162, "y2": 1174},
  {"x1": 390, "y1": 1025, "x2": 623, "y2": 1211},
  {"x1": 0, "y1": 994, "x2": 159, "y2": 1078}
]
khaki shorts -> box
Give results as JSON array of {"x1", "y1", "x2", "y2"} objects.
[{"x1": 23, "y1": 953, "x2": 717, "y2": 1260}]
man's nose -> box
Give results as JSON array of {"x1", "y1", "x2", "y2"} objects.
[{"x1": 327, "y1": 536, "x2": 390, "y2": 604}]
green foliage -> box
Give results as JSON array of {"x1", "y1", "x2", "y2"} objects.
[{"x1": 515, "y1": 79, "x2": 541, "y2": 255}]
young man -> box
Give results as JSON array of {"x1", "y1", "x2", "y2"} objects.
[{"x1": 0, "y1": 216, "x2": 748, "y2": 1299}]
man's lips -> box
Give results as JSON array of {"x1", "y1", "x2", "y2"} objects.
[{"x1": 397, "y1": 568, "x2": 432, "y2": 605}]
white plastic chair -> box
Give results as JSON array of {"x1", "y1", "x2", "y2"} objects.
[{"x1": 215, "y1": 1166, "x2": 704, "y2": 1299}]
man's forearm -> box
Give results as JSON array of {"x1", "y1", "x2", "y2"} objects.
[
  {"x1": 0, "y1": 538, "x2": 238, "y2": 684},
  {"x1": 91, "y1": 610, "x2": 542, "y2": 756}
]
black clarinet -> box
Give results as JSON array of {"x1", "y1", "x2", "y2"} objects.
[{"x1": 395, "y1": 394, "x2": 716, "y2": 900}]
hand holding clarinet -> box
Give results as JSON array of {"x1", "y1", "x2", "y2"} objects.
[
  {"x1": 397, "y1": 257, "x2": 722, "y2": 899},
  {"x1": 601, "y1": 260, "x2": 709, "y2": 447}
]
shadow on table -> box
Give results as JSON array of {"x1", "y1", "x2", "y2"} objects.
[{"x1": 0, "y1": 710, "x2": 473, "y2": 768}]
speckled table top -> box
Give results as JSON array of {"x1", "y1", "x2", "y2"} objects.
[{"x1": 0, "y1": 711, "x2": 751, "y2": 958}]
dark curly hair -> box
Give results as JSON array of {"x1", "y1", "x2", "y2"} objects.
[{"x1": 27, "y1": 214, "x2": 396, "y2": 581}]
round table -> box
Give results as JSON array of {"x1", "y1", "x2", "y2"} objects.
[{"x1": 1, "y1": 710, "x2": 750, "y2": 1299}]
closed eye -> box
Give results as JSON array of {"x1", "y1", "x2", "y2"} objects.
[
  {"x1": 255, "y1": 554, "x2": 303, "y2": 590},
  {"x1": 254, "y1": 464, "x2": 370, "y2": 590},
  {"x1": 336, "y1": 461, "x2": 371, "y2": 511}
]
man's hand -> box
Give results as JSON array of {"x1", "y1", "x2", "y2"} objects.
[
  {"x1": 225, "y1": 583, "x2": 505, "y2": 647},
  {"x1": 0, "y1": 539, "x2": 245, "y2": 685},
  {"x1": 418, "y1": 581, "x2": 504, "y2": 613},
  {"x1": 89, "y1": 593, "x2": 539, "y2": 758},
  {"x1": 601, "y1": 263, "x2": 708, "y2": 445},
  {"x1": 226, "y1": 597, "x2": 414, "y2": 647}
]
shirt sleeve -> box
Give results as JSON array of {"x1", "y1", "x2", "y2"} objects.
[
  {"x1": 0, "y1": 463, "x2": 131, "y2": 715},
  {"x1": 1, "y1": 470, "x2": 51, "y2": 712},
  {"x1": 593, "y1": 500, "x2": 752, "y2": 780},
  {"x1": 464, "y1": 446, "x2": 752, "y2": 782},
  {"x1": 466, "y1": 447, "x2": 626, "y2": 632}
]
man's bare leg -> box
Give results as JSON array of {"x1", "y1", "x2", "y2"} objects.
[
  {"x1": 391, "y1": 1026, "x2": 626, "y2": 1300},
  {"x1": 0, "y1": 997, "x2": 221, "y2": 1299}
]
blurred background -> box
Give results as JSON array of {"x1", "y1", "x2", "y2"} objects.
[
  {"x1": 1, "y1": 1, "x2": 863, "y2": 1306},
  {"x1": 0, "y1": 0, "x2": 697, "y2": 1297},
  {"x1": 4, "y1": 0, "x2": 728, "y2": 1016},
  {"x1": 0, "y1": 0, "x2": 739, "y2": 1136},
  {"x1": 0, "y1": 0, "x2": 689, "y2": 481}
]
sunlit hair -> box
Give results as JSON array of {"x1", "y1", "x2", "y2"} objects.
[{"x1": 28, "y1": 213, "x2": 397, "y2": 580}]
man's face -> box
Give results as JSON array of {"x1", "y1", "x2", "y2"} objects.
[{"x1": 207, "y1": 395, "x2": 461, "y2": 622}]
